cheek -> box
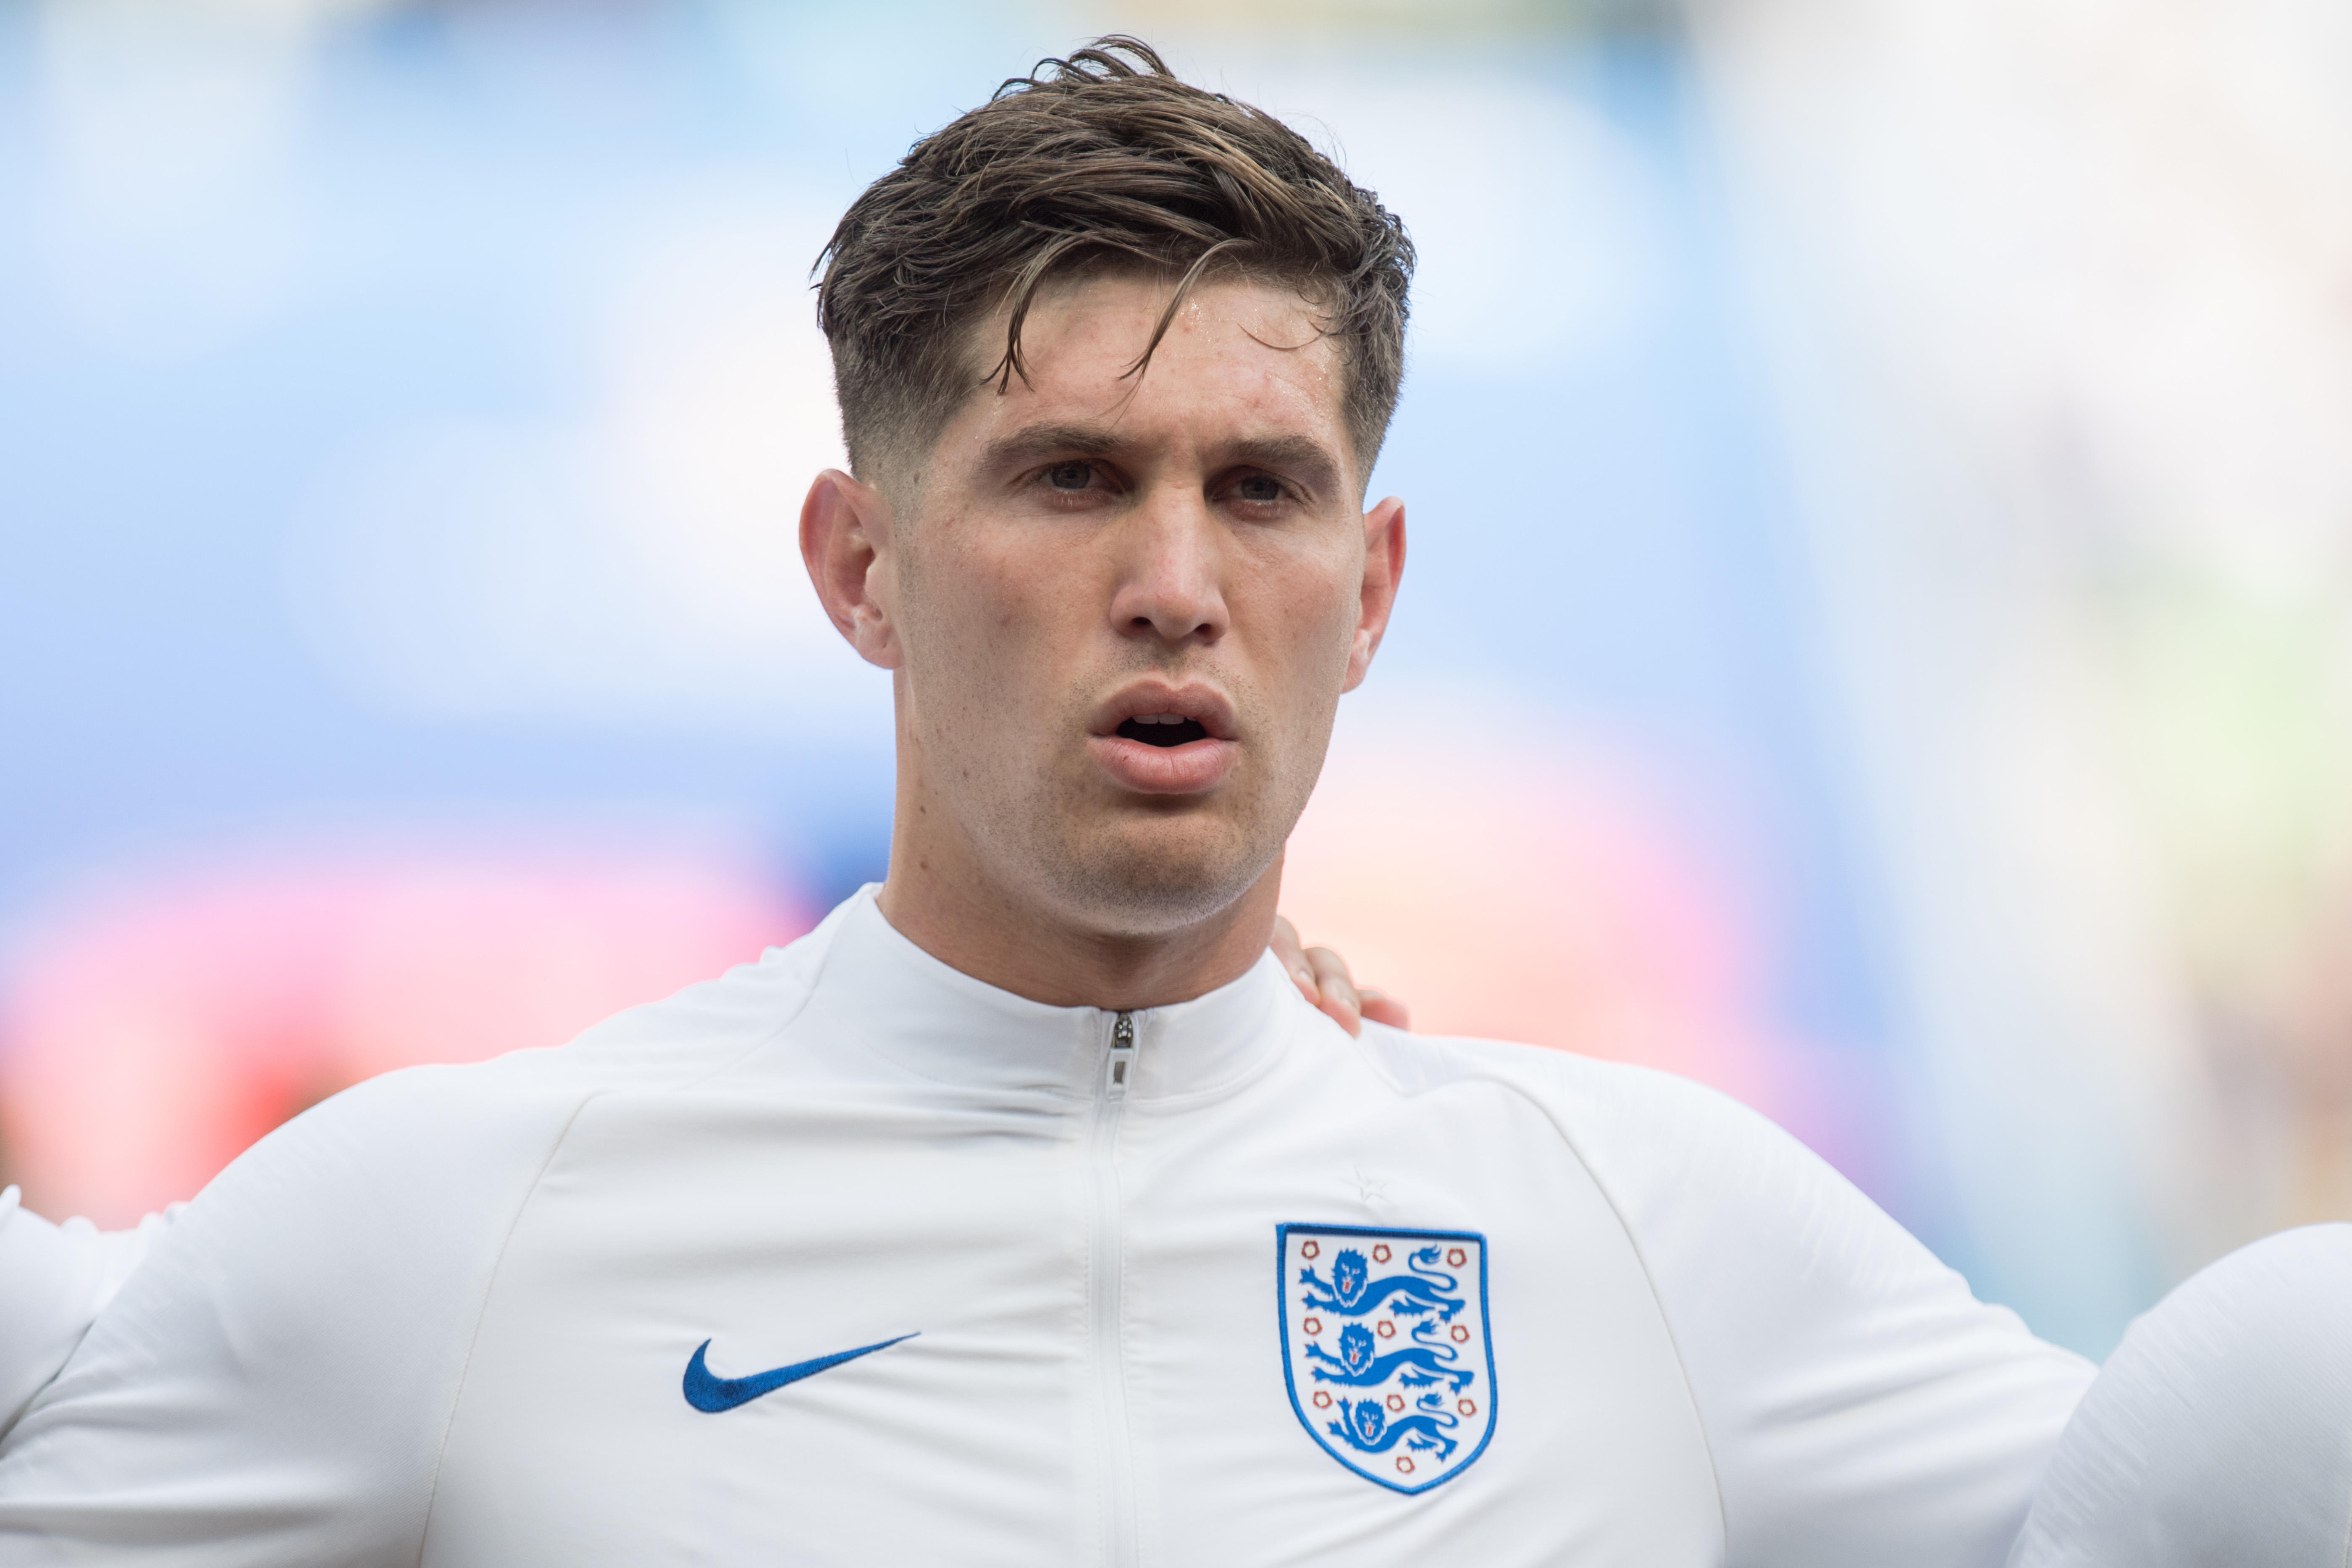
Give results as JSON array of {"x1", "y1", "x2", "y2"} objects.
[
  {"x1": 1250, "y1": 552, "x2": 1362, "y2": 678},
  {"x1": 908, "y1": 529, "x2": 1002, "y2": 643},
  {"x1": 908, "y1": 530, "x2": 1091, "y2": 711},
  {"x1": 976, "y1": 538, "x2": 1095, "y2": 657}
]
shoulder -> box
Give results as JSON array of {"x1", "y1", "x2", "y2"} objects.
[
  {"x1": 1350, "y1": 1029, "x2": 2090, "y2": 1565},
  {"x1": 0, "y1": 1054, "x2": 556, "y2": 1557},
  {"x1": 1345, "y1": 1023, "x2": 1912, "y2": 1303},
  {"x1": 257, "y1": 896, "x2": 839, "y2": 1176},
  {"x1": 139, "y1": 917, "x2": 838, "y2": 1309},
  {"x1": 1349, "y1": 1022, "x2": 1795, "y2": 1186},
  {"x1": 158, "y1": 914, "x2": 837, "y2": 1314},
  {"x1": 549, "y1": 911, "x2": 838, "y2": 1086},
  {"x1": 1357, "y1": 1024, "x2": 1956, "y2": 1307},
  {"x1": 0, "y1": 924, "x2": 839, "y2": 1560},
  {"x1": 1355, "y1": 1019, "x2": 2085, "y2": 1378}
]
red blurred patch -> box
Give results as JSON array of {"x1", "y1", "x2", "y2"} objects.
[
  {"x1": 0, "y1": 841, "x2": 816, "y2": 1227},
  {"x1": 1282, "y1": 714, "x2": 1872, "y2": 1183}
]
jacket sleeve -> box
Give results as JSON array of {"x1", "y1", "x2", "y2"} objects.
[
  {"x1": 1554, "y1": 1058, "x2": 2093, "y2": 1568},
  {"x1": 0, "y1": 1192, "x2": 175, "y2": 1439},
  {"x1": 0, "y1": 1060, "x2": 579, "y2": 1567}
]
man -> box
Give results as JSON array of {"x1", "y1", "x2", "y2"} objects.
[{"x1": 0, "y1": 40, "x2": 2090, "y2": 1565}]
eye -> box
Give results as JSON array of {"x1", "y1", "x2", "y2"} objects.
[
  {"x1": 1233, "y1": 473, "x2": 1284, "y2": 504},
  {"x1": 1045, "y1": 461, "x2": 1095, "y2": 491}
]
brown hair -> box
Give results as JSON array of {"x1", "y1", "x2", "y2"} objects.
[{"x1": 815, "y1": 37, "x2": 1414, "y2": 486}]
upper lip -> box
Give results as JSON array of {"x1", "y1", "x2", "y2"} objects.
[{"x1": 1090, "y1": 680, "x2": 1239, "y2": 741}]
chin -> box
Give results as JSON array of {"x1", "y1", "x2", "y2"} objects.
[{"x1": 1044, "y1": 818, "x2": 1271, "y2": 936}]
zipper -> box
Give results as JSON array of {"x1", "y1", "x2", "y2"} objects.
[
  {"x1": 1104, "y1": 1009, "x2": 1136, "y2": 1098},
  {"x1": 1089, "y1": 1010, "x2": 1139, "y2": 1568}
]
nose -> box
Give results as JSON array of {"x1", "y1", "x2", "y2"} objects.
[{"x1": 1106, "y1": 486, "x2": 1228, "y2": 649}]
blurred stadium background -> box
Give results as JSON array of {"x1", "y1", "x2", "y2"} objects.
[{"x1": 3, "y1": 0, "x2": 2348, "y2": 1358}]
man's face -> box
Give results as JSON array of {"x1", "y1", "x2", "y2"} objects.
[{"x1": 864, "y1": 271, "x2": 1403, "y2": 937}]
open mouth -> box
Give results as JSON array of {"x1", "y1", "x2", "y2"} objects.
[
  {"x1": 1089, "y1": 687, "x2": 1236, "y2": 794},
  {"x1": 1116, "y1": 714, "x2": 1211, "y2": 748}
]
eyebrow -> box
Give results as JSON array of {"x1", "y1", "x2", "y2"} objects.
[
  {"x1": 1222, "y1": 435, "x2": 1342, "y2": 498},
  {"x1": 979, "y1": 423, "x2": 1127, "y2": 473},
  {"x1": 979, "y1": 423, "x2": 1346, "y2": 499}
]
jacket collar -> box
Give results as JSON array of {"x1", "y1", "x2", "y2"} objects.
[{"x1": 791, "y1": 885, "x2": 1297, "y2": 1103}]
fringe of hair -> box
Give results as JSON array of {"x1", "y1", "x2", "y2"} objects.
[{"x1": 815, "y1": 36, "x2": 1415, "y2": 483}]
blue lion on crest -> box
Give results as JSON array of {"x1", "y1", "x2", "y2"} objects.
[
  {"x1": 1297, "y1": 1245, "x2": 1466, "y2": 1323},
  {"x1": 1305, "y1": 1323, "x2": 1476, "y2": 1392},
  {"x1": 1329, "y1": 1397, "x2": 1460, "y2": 1461}
]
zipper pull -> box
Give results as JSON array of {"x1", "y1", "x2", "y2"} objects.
[{"x1": 1105, "y1": 1010, "x2": 1135, "y2": 1099}]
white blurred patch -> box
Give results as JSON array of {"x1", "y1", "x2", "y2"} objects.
[
  {"x1": 1699, "y1": 0, "x2": 2352, "y2": 596},
  {"x1": 1204, "y1": 60, "x2": 1670, "y2": 372},
  {"x1": 1692, "y1": 0, "x2": 2352, "y2": 1318},
  {"x1": 286, "y1": 184, "x2": 882, "y2": 734},
  {"x1": 30, "y1": 0, "x2": 344, "y2": 360}
]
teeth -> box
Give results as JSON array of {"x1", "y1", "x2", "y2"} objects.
[{"x1": 1137, "y1": 713, "x2": 1184, "y2": 724}]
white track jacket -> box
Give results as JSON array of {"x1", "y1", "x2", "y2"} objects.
[{"x1": 0, "y1": 888, "x2": 2090, "y2": 1565}]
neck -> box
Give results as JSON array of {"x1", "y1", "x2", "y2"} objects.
[{"x1": 875, "y1": 835, "x2": 1281, "y2": 1014}]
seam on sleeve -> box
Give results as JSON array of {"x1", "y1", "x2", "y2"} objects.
[
  {"x1": 411, "y1": 1088, "x2": 593, "y2": 1568},
  {"x1": 411, "y1": 943, "x2": 838, "y2": 1564},
  {"x1": 1359, "y1": 1035, "x2": 1732, "y2": 1557}
]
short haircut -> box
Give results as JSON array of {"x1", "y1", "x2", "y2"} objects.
[{"x1": 815, "y1": 37, "x2": 1415, "y2": 487}]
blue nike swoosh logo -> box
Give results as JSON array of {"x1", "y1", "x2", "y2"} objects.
[{"x1": 682, "y1": 1332, "x2": 919, "y2": 1413}]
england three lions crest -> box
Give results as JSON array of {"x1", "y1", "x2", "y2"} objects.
[{"x1": 1276, "y1": 1224, "x2": 1496, "y2": 1494}]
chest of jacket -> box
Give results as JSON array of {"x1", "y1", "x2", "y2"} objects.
[{"x1": 423, "y1": 1058, "x2": 1721, "y2": 1566}]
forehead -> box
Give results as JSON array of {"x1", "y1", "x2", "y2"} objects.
[{"x1": 940, "y1": 271, "x2": 1354, "y2": 475}]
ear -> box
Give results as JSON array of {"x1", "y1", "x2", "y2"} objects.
[
  {"x1": 1342, "y1": 495, "x2": 1406, "y2": 693},
  {"x1": 800, "y1": 468, "x2": 903, "y2": 670}
]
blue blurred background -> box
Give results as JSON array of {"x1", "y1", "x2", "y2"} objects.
[{"x1": 5, "y1": 0, "x2": 2349, "y2": 1359}]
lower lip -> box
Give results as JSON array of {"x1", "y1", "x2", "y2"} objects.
[{"x1": 1088, "y1": 734, "x2": 1239, "y2": 795}]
